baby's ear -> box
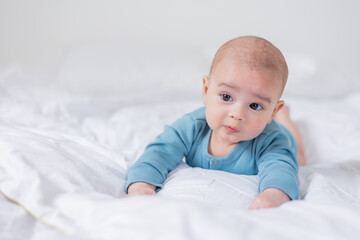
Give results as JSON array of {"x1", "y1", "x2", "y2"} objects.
[
  {"x1": 269, "y1": 100, "x2": 285, "y2": 123},
  {"x1": 202, "y1": 76, "x2": 209, "y2": 104}
]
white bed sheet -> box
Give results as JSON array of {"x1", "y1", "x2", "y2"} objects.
[{"x1": 1, "y1": 73, "x2": 360, "y2": 239}]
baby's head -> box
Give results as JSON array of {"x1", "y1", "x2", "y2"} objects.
[
  {"x1": 203, "y1": 36, "x2": 289, "y2": 147},
  {"x1": 209, "y1": 36, "x2": 288, "y2": 96}
]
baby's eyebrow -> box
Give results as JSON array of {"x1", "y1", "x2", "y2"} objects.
[
  {"x1": 254, "y1": 94, "x2": 272, "y2": 104},
  {"x1": 218, "y1": 82, "x2": 235, "y2": 89}
]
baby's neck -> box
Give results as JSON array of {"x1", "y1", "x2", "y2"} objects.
[{"x1": 208, "y1": 132, "x2": 237, "y2": 157}]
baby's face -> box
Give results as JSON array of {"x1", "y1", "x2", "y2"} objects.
[{"x1": 203, "y1": 60, "x2": 284, "y2": 148}]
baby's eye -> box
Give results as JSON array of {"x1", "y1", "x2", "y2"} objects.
[
  {"x1": 221, "y1": 94, "x2": 233, "y2": 102},
  {"x1": 249, "y1": 103, "x2": 262, "y2": 111}
]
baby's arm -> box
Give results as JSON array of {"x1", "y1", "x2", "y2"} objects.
[
  {"x1": 127, "y1": 182, "x2": 157, "y2": 197},
  {"x1": 253, "y1": 123, "x2": 299, "y2": 209},
  {"x1": 248, "y1": 188, "x2": 290, "y2": 210},
  {"x1": 125, "y1": 112, "x2": 199, "y2": 196}
]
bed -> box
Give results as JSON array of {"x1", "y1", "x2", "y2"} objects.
[{"x1": 1, "y1": 44, "x2": 360, "y2": 240}]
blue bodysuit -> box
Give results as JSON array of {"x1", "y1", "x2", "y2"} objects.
[{"x1": 125, "y1": 107, "x2": 299, "y2": 200}]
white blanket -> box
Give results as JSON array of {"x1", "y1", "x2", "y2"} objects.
[{"x1": 1, "y1": 80, "x2": 360, "y2": 239}]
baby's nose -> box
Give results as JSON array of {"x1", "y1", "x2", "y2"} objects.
[
  {"x1": 230, "y1": 114, "x2": 243, "y2": 120},
  {"x1": 230, "y1": 107, "x2": 245, "y2": 120}
]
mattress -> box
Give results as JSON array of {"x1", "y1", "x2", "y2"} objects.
[{"x1": 1, "y1": 57, "x2": 360, "y2": 240}]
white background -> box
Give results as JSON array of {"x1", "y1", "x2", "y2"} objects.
[{"x1": 1, "y1": 0, "x2": 360, "y2": 96}]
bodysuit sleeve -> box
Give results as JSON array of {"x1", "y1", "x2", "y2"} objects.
[
  {"x1": 125, "y1": 113, "x2": 198, "y2": 193},
  {"x1": 256, "y1": 124, "x2": 299, "y2": 200}
]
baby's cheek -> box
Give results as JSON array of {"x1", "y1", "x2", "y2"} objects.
[
  {"x1": 249, "y1": 122, "x2": 267, "y2": 138},
  {"x1": 206, "y1": 109, "x2": 220, "y2": 129}
]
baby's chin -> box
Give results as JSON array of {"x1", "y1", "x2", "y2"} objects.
[{"x1": 218, "y1": 130, "x2": 256, "y2": 144}]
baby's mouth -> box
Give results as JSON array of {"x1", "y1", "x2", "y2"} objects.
[{"x1": 225, "y1": 125, "x2": 239, "y2": 133}]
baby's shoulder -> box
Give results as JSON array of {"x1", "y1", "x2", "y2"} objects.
[
  {"x1": 257, "y1": 120, "x2": 296, "y2": 148},
  {"x1": 185, "y1": 107, "x2": 207, "y2": 122},
  {"x1": 171, "y1": 107, "x2": 207, "y2": 131},
  {"x1": 260, "y1": 120, "x2": 289, "y2": 137}
]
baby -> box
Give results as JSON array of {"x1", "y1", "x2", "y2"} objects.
[{"x1": 125, "y1": 36, "x2": 306, "y2": 210}]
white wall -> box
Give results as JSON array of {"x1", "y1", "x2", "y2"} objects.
[{"x1": 1, "y1": 0, "x2": 360, "y2": 95}]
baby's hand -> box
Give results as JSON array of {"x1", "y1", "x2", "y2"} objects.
[
  {"x1": 248, "y1": 188, "x2": 290, "y2": 210},
  {"x1": 126, "y1": 182, "x2": 157, "y2": 197}
]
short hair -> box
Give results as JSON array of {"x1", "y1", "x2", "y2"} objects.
[{"x1": 209, "y1": 36, "x2": 288, "y2": 88}]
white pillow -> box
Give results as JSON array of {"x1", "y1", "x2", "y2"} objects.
[{"x1": 159, "y1": 162, "x2": 257, "y2": 209}]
